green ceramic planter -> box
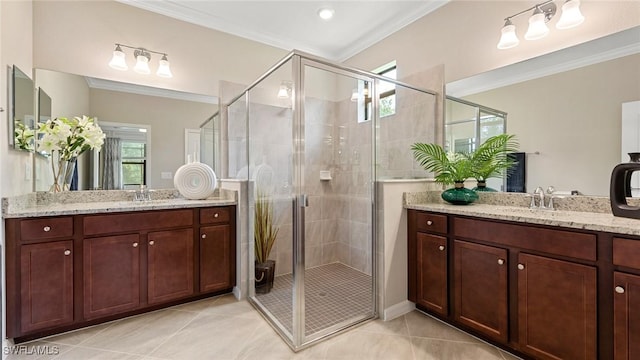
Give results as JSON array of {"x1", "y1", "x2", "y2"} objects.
[
  {"x1": 441, "y1": 183, "x2": 478, "y2": 205},
  {"x1": 472, "y1": 181, "x2": 498, "y2": 192}
]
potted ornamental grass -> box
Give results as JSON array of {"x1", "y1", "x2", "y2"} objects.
[
  {"x1": 254, "y1": 189, "x2": 279, "y2": 294},
  {"x1": 411, "y1": 142, "x2": 478, "y2": 205}
]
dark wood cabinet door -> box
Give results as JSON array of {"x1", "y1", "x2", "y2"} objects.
[
  {"x1": 147, "y1": 229, "x2": 194, "y2": 304},
  {"x1": 83, "y1": 234, "x2": 140, "y2": 320},
  {"x1": 614, "y1": 271, "x2": 640, "y2": 360},
  {"x1": 200, "y1": 225, "x2": 233, "y2": 293},
  {"x1": 20, "y1": 240, "x2": 74, "y2": 333},
  {"x1": 453, "y1": 240, "x2": 508, "y2": 343},
  {"x1": 416, "y1": 232, "x2": 448, "y2": 316},
  {"x1": 517, "y1": 253, "x2": 597, "y2": 360}
]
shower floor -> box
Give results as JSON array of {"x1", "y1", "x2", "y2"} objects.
[{"x1": 256, "y1": 262, "x2": 373, "y2": 336}]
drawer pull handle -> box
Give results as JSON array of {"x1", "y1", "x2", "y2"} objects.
[
  {"x1": 214, "y1": 213, "x2": 219, "y2": 218},
  {"x1": 517, "y1": 264, "x2": 525, "y2": 270},
  {"x1": 202, "y1": 234, "x2": 207, "y2": 239},
  {"x1": 615, "y1": 286, "x2": 625, "y2": 294},
  {"x1": 498, "y1": 259, "x2": 505, "y2": 265},
  {"x1": 426, "y1": 220, "x2": 433, "y2": 226},
  {"x1": 133, "y1": 242, "x2": 138, "y2": 248},
  {"x1": 438, "y1": 245, "x2": 445, "y2": 251},
  {"x1": 43, "y1": 226, "x2": 51, "y2": 232},
  {"x1": 64, "y1": 250, "x2": 71, "y2": 256},
  {"x1": 149, "y1": 240, "x2": 155, "y2": 246}
]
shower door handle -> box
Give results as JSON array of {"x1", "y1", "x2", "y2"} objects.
[{"x1": 299, "y1": 194, "x2": 309, "y2": 207}]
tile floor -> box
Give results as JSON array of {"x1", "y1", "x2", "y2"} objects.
[
  {"x1": 255, "y1": 263, "x2": 373, "y2": 335},
  {"x1": 6, "y1": 294, "x2": 521, "y2": 360}
]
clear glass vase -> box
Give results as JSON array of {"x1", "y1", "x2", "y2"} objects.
[{"x1": 51, "y1": 154, "x2": 76, "y2": 192}]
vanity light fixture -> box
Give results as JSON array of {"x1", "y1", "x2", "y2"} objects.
[
  {"x1": 109, "y1": 43, "x2": 173, "y2": 78},
  {"x1": 497, "y1": 0, "x2": 585, "y2": 50}
]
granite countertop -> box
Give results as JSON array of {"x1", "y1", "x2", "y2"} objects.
[
  {"x1": 405, "y1": 191, "x2": 640, "y2": 237},
  {"x1": 2, "y1": 189, "x2": 237, "y2": 218}
]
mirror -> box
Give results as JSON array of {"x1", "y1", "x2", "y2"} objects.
[
  {"x1": 33, "y1": 69, "x2": 218, "y2": 191},
  {"x1": 11, "y1": 65, "x2": 35, "y2": 152},
  {"x1": 36, "y1": 87, "x2": 52, "y2": 156},
  {"x1": 446, "y1": 27, "x2": 640, "y2": 196}
]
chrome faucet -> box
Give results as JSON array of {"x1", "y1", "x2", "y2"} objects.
[
  {"x1": 530, "y1": 186, "x2": 561, "y2": 210},
  {"x1": 534, "y1": 186, "x2": 545, "y2": 209},
  {"x1": 134, "y1": 185, "x2": 151, "y2": 201}
]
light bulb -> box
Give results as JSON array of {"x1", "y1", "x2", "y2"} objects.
[
  {"x1": 525, "y1": 7, "x2": 550, "y2": 40},
  {"x1": 497, "y1": 20, "x2": 519, "y2": 49},
  {"x1": 556, "y1": 0, "x2": 585, "y2": 29},
  {"x1": 108, "y1": 45, "x2": 128, "y2": 71},
  {"x1": 156, "y1": 55, "x2": 173, "y2": 78}
]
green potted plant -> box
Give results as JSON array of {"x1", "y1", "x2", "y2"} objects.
[
  {"x1": 254, "y1": 189, "x2": 279, "y2": 294},
  {"x1": 411, "y1": 142, "x2": 478, "y2": 205},
  {"x1": 469, "y1": 134, "x2": 519, "y2": 192}
]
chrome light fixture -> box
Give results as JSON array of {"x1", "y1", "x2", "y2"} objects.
[
  {"x1": 108, "y1": 43, "x2": 173, "y2": 78},
  {"x1": 497, "y1": 0, "x2": 585, "y2": 50}
]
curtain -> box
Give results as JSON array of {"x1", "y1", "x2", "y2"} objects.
[{"x1": 102, "y1": 137, "x2": 122, "y2": 190}]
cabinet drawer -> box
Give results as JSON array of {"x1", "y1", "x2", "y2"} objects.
[
  {"x1": 84, "y1": 209, "x2": 193, "y2": 236},
  {"x1": 415, "y1": 212, "x2": 447, "y2": 234},
  {"x1": 613, "y1": 237, "x2": 640, "y2": 269},
  {"x1": 453, "y1": 217, "x2": 596, "y2": 261},
  {"x1": 200, "y1": 207, "x2": 230, "y2": 225},
  {"x1": 20, "y1": 217, "x2": 73, "y2": 241}
]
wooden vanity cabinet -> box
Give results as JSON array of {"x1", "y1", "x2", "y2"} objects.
[
  {"x1": 5, "y1": 205, "x2": 236, "y2": 341},
  {"x1": 453, "y1": 240, "x2": 508, "y2": 343},
  {"x1": 408, "y1": 209, "x2": 600, "y2": 360},
  {"x1": 613, "y1": 237, "x2": 640, "y2": 360}
]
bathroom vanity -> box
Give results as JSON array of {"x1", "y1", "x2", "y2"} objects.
[
  {"x1": 3, "y1": 192, "x2": 237, "y2": 342},
  {"x1": 406, "y1": 197, "x2": 640, "y2": 360}
]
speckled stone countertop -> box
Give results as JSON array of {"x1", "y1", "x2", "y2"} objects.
[
  {"x1": 2, "y1": 189, "x2": 237, "y2": 219},
  {"x1": 405, "y1": 191, "x2": 640, "y2": 237}
]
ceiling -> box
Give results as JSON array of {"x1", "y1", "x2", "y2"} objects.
[{"x1": 119, "y1": 0, "x2": 449, "y2": 61}]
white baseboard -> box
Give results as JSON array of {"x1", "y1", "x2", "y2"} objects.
[{"x1": 383, "y1": 300, "x2": 415, "y2": 321}]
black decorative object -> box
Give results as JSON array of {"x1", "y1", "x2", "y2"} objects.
[{"x1": 610, "y1": 153, "x2": 640, "y2": 219}]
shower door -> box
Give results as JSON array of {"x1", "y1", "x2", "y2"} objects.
[{"x1": 297, "y1": 59, "x2": 376, "y2": 345}]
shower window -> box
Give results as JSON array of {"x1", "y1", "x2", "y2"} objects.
[{"x1": 121, "y1": 141, "x2": 147, "y2": 186}]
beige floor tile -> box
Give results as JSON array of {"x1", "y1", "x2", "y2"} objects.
[
  {"x1": 235, "y1": 322, "x2": 298, "y2": 360},
  {"x1": 42, "y1": 321, "x2": 118, "y2": 346},
  {"x1": 405, "y1": 311, "x2": 479, "y2": 343},
  {"x1": 411, "y1": 337, "x2": 504, "y2": 360},
  {"x1": 355, "y1": 316, "x2": 409, "y2": 336},
  {"x1": 52, "y1": 347, "x2": 143, "y2": 360},
  {"x1": 199, "y1": 296, "x2": 262, "y2": 320},
  {"x1": 4, "y1": 342, "x2": 73, "y2": 360},
  {"x1": 324, "y1": 331, "x2": 413, "y2": 360},
  {"x1": 499, "y1": 349, "x2": 524, "y2": 360},
  {"x1": 149, "y1": 313, "x2": 260, "y2": 359},
  {"x1": 169, "y1": 296, "x2": 221, "y2": 313},
  {"x1": 80, "y1": 309, "x2": 197, "y2": 355}
]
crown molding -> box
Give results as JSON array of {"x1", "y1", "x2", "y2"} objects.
[
  {"x1": 447, "y1": 26, "x2": 640, "y2": 98},
  {"x1": 85, "y1": 77, "x2": 218, "y2": 104}
]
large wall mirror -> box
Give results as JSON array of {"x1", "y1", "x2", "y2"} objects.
[
  {"x1": 33, "y1": 69, "x2": 218, "y2": 191},
  {"x1": 10, "y1": 65, "x2": 35, "y2": 152},
  {"x1": 446, "y1": 26, "x2": 640, "y2": 197}
]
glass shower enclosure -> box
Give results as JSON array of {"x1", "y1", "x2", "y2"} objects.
[{"x1": 225, "y1": 51, "x2": 437, "y2": 350}]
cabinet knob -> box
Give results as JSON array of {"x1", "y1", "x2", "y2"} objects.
[
  {"x1": 615, "y1": 286, "x2": 625, "y2": 294},
  {"x1": 149, "y1": 240, "x2": 155, "y2": 246},
  {"x1": 517, "y1": 264, "x2": 525, "y2": 270},
  {"x1": 64, "y1": 249, "x2": 71, "y2": 256},
  {"x1": 202, "y1": 234, "x2": 207, "y2": 239},
  {"x1": 43, "y1": 226, "x2": 51, "y2": 232},
  {"x1": 426, "y1": 220, "x2": 433, "y2": 226},
  {"x1": 438, "y1": 245, "x2": 445, "y2": 251},
  {"x1": 214, "y1": 213, "x2": 219, "y2": 218},
  {"x1": 133, "y1": 242, "x2": 138, "y2": 248},
  {"x1": 498, "y1": 259, "x2": 505, "y2": 265}
]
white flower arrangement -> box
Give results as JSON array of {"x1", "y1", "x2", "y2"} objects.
[
  {"x1": 38, "y1": 116, "x2": 105, "y2": 160},
  {"x1": 14, "y1": 121, "x2": 35, "y2": 151}
]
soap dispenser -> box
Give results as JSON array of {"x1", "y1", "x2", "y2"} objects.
[{"x1": 610, "y1": 152, "x2": 640, "y2": 219}]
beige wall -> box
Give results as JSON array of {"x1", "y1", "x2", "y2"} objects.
[
  {"x1": 89, "y1": 89, "x2": 216, "y2": 189},
  {"x1": 345, "y1": 1, "x2": 640, "y2": 84},
  {"x1": 32, "y1": 0, "x2": 288, "y2": 97},
  {"x1": 465, "y1": 53, "x2": 640, "y2": 196}
]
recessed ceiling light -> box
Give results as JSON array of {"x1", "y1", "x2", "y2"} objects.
[{"x1": 318, "y1": 8, "x2": 335, "y2": 21}]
